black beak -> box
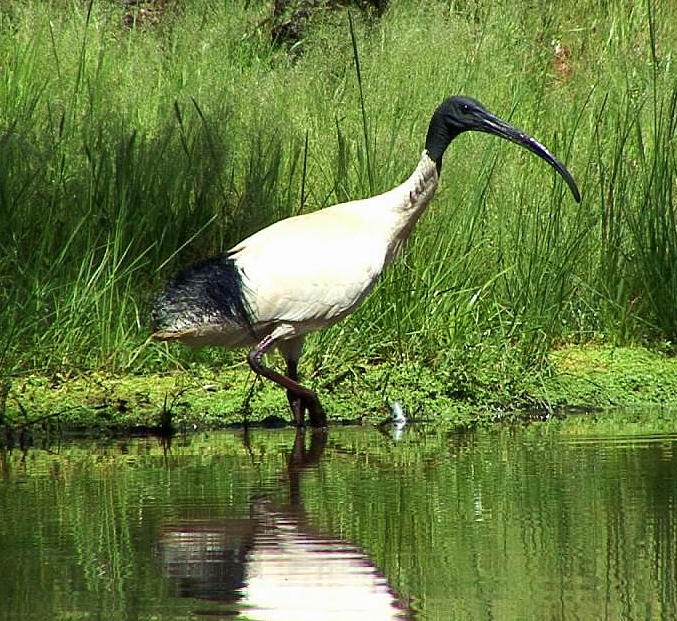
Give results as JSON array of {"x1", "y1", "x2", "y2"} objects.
[{"x1": 478, "y1": 112, "x2": 581, "y2": 203}]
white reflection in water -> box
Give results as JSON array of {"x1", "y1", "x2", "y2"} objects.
[
  {"x1": 242, "y1": 502, "x2": 407, "y2": 620},
  {"x1": 158, "y1": 430, "x2": 411, "y2": 620}
]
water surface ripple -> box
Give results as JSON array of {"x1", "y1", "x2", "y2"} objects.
[{"x1": 1, "y1": 417, "x2": 675, "y2": 620}]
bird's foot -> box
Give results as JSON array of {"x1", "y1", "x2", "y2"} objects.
[
  {"x1": 306, "y1": 398, "x2": 327, "y2": 429},
  {"x1": 288, "y1": 391, "x2": 327, "y2": 429}
]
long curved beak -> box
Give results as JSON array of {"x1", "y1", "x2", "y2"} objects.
[{"x1": 479, "y1": 113, "x2": 581, "y2": 203}]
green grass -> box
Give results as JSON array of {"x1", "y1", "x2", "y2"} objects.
[{"x1": 1, "y1": 0, "x2": 677, "y2": 423}]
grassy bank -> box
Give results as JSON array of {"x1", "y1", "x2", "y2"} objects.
[
  {"x1": 6, "y1": 345, "x2": 677, "y2": 436},
  {"x1": 1, "y1": 0, "x2": 677, "y2": 429}
]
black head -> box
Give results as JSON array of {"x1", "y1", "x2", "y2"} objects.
[{"x1": 425, "y1": 95, "x2": 581, "y2": 202}]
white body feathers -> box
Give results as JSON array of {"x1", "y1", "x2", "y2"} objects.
[{"x1": 229, "y1": 152, "x2": 439, "y2": 345}]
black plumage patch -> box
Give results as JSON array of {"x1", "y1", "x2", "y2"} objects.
[{"x1": 152, "y1": 254, "x2": 254, "y2": 336}]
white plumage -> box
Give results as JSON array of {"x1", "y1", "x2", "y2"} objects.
[{"x1": 232, "y1": 153, "x2": 438, "y2": 335}]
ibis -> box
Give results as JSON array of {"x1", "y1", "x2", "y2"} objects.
[{"x1": 152, "y1": 95, "x2": 581, "y2": 428}]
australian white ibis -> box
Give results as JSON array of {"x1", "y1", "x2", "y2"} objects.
[{"x1": 152, "y1": 95, "x2": 581, "y2": 428}]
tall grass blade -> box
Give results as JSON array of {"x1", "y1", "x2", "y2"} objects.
[{"x1": 348, "y1": 11, "x2": 373, "y2": 195}]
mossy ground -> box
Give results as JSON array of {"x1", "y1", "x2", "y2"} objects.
[
  {"x1": 4, "y1": 345, "x2": 677, "y2": 436},
  {"x1": 543, "y1": 345, "x2": 677, "y2": 409}
]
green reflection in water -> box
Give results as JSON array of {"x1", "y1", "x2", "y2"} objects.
[{"x1": 1, "y1": 417, "x2": 676, "y2": 620}]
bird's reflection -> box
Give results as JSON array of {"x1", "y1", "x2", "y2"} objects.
[{"x1": 157, "y1": 429, "x2": 412, "y2": 619}]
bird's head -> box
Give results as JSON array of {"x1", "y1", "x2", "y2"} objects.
[
  {"x1": 426, "y1": 95, "x2": 492, "y2": 140},
  {"x1": 425, "y1": 95, "x2": 581, "y2": 203}
]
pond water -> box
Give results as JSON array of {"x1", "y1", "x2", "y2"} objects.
[{"x1": 1, "y1": 415, "x2": 676, "y2": 620}]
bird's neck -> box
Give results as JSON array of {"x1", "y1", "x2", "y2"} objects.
[{"x1": 382, "y1": 151, "x2": 439, "y2": 263}]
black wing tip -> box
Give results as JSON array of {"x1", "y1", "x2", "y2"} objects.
[{"x1": 153, "y1": 254, "x2": 255, "y2": 335}]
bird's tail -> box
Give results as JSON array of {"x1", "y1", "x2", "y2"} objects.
[{"x1": 151, "y1": 254, "x2": 254, "y2": 344}]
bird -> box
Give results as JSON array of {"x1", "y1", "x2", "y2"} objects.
[{"x1": 151, "y1": 95, "x2": 581, "y2": 429}]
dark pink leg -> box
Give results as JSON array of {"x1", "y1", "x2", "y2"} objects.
[{"x1": 247, "y1": 335, "x2": 326, "y2": 428}]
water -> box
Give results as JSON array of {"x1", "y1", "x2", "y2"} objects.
[{"x1": 1, "y1": 417, "x2": 676, "y2": 620}]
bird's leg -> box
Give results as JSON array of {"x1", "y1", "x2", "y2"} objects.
[
  {"x1": 285, "y1": 358, "x2": 306, "y2": 426},
  {"x1": 247, "y1": 333, "x2": 327, "y2": 428},
  {"x1": 284, "y1": 358, "x2": 327, "y2": 428},
  {"x1": 280, "y1": 336, "x2": 327, "y2": 429}
]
